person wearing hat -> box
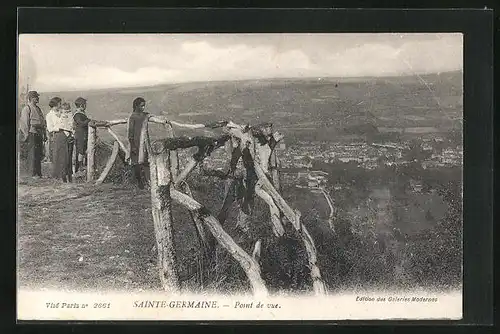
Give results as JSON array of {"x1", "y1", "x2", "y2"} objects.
[
  {"x1": 73, "y1": 97, "x2": 107, "y2": 174},
  {"x1": 18, "y1": 91, "x2": 47, "y2": 178}
]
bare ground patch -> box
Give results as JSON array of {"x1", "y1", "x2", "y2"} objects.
[{"x1": 18, "y1": 179, "x2": 161, "y2": 292}]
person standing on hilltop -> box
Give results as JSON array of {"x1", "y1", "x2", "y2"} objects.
[
  {"x1": 18, "y1": 91, "x2": 47, "y2": 178},
  {"x1": 51, "y1": 102, "x2": 75, "y2": 183},
  {"x1": 73, "y1": 97, "x2": 107, "y2": 174},
  {"x1": 18, "y1": 92, "x2": 29, "y2": 165},
  {"x1": 127, "y1": 97, "x2": 150, "y2": 189},
  {"x1": 45, "y1": 97, "x2": 63, "y2": 163}
]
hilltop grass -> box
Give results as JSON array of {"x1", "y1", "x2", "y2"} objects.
[{"x1": 18, "y1": 175, "x2": 161, "y2": 292}]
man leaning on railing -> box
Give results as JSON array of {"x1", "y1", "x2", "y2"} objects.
[{"x1": 126, "y1": 96, "x2": 227, "y2": 189}]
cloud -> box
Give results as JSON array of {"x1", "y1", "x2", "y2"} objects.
[
  {"x1": 177, "y1": 42, "x2": 314, "y2": 80},
  {"x1": 36, "y1": 65, "x2": 182, "y2": 91},
  {"x1": 18, "y1": 33, "x2": 463, "y2": 92},
  {"x1": 396, "y1": 37, "x2": 463, "y2": 74},
  {"x1": 312, "y1": 35, "x2": 462, "y2": 77}
]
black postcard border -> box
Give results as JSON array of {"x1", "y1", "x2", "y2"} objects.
[{"x1": 4, "y1": 6, "x2": 495, "y2": 329}]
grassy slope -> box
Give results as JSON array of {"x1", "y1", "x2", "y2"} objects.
[{"x1": 18, "y1": 178, "x2": 158, "y2": 292}]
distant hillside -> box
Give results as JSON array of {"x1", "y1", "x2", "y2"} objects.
[{"x1": 34, "y1": 71, "x2": 463, "y2": 143}]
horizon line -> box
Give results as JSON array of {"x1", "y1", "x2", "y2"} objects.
[{"x1": 24, "y1": 69, "x2": 463, "y2": 95}]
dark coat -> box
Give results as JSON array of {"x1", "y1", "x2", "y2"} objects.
[
  {"x1": 73, "y1": 110, "x2": 91, "y2": 155},
  {"x1": 127, "y1": 111, "x2": 149, "y2": 165}
]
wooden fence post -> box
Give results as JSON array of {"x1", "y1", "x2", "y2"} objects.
[
  {"x1": 86, "y1": 126, "x2": 96, "y2": 182},
  {"x1": 139, "y1": 118, "x2": 181, "y2": 292},
  {"x1": 149, "y1": 140, "x2": 181, "y2": 292},
  {"x1": 164, "y1": 123, "x2": 179, "y2": 178}
]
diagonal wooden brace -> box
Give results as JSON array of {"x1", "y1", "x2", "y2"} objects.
[
  {"x1": 170, "y1": 188, "x2": 268, "y2": 297},
  {"x1": 107, "y1": 127, "x2": 130, "y2": 158},
  {"x1": 95, "y1": 141, "x2": 119, "y2": 185}
]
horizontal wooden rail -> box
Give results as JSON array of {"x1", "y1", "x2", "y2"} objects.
[
  {"x1": 93, "y1": 119, "x2": 127, "y2": 128},
  {"x1": 149, "y1": 116, "x2": 169, "y2": 125},
  {"x1": 94, "y1": 117, "x2": 167, "y2": 128}
]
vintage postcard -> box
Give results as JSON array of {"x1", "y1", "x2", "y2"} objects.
[{"x1": 17, "y1": 33, "x2": 463, "y2": 321}]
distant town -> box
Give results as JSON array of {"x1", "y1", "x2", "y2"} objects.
[
  {"x1": 180, "y1": 134, "x2": 462, "y2": 191},
  {"x1": 280, "y1": 138, "x2": 462, "y2": 170}
]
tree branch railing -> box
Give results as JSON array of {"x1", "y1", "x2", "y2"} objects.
[
  {"x1": 85, "y1": 116, "x2": 327, "y2": 296},
  {"x1": 143, "y1": 117, "x2": 267, "y2": 295},
  {"x1": 222, "y1": 121, "x2": 326, "y2": 295}
]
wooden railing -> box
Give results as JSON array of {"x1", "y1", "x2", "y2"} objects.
[
  {"x1": 87, "y1": 118, "x2": 127, "y2": 184},
  {"x1": 86, "y1": 116, "x2": 327, "y2": 296}
]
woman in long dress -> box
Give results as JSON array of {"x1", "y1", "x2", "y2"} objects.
[
  {"x1": 45, "y1": 97, "x2": 63, "y2": 163},
  {"x1": 51, "y1": 102, "x2": 74, "y2": 182}
]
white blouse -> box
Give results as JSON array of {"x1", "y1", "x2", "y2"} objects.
[
  {"x1": 53, "y1": 112, "x2": 74, "y2": 136},
  {"x1": 45, "y1": 109, "x2": 59, "y2": 133}
]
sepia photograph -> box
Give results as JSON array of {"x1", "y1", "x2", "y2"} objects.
[{"x1": 17, "y1": 33, "x2": 463, "y2": 321}]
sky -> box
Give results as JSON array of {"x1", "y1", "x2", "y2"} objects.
[{"x1": 18, "y1": 33, "x2": 463, "y2": 92}]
